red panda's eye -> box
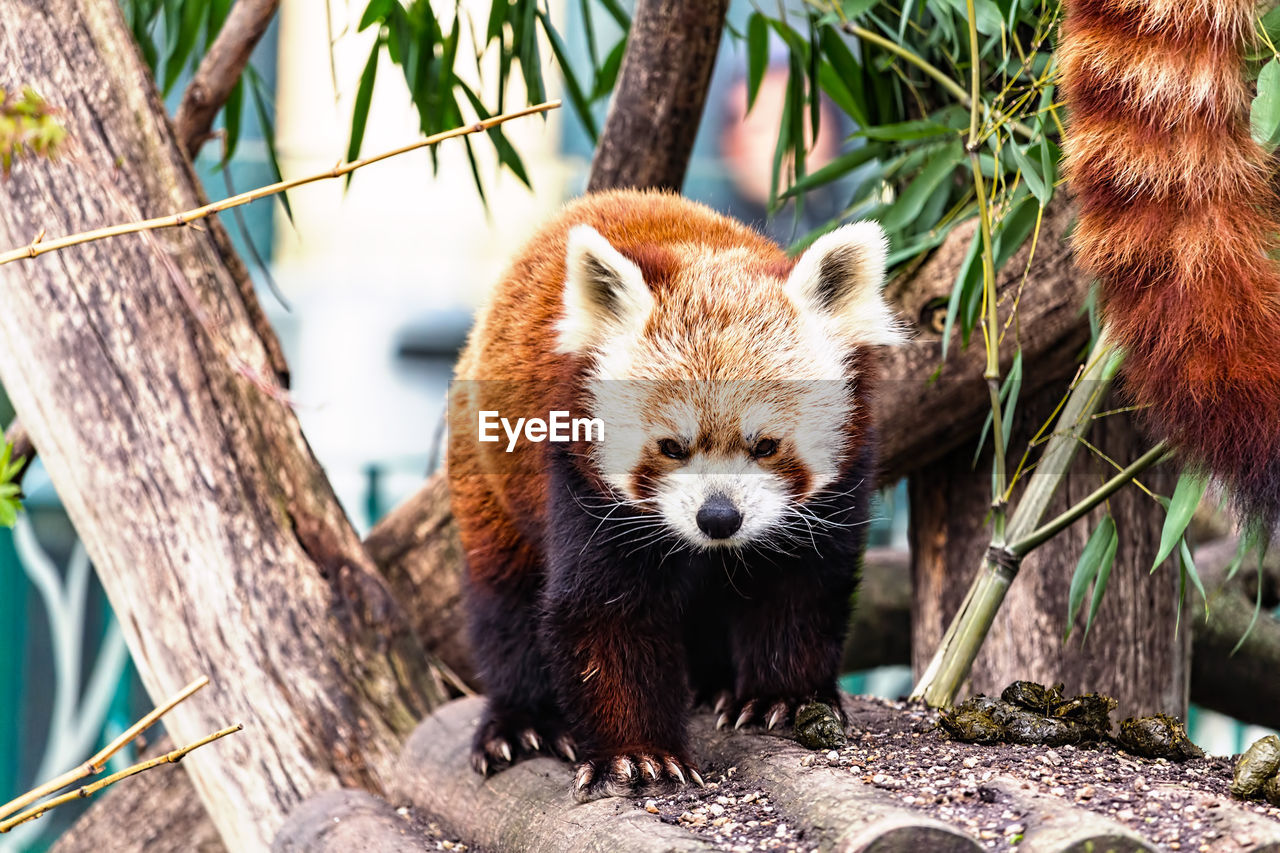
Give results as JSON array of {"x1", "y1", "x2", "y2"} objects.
[
  {"x1": 658, "y1": 439, "x2": 688, "y2": 460},
  {"x1": 752, "y1": 438, "x2": 778, "y2": 459}
]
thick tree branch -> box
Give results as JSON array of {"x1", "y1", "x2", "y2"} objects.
[
  {"x1": 0, "y1": 1, "x2": 446, "y2": 846},
  {"x1": 587, "y1": 0, "x2": 730, "y2": 191},
  {"x1": 173, "y1": 0, "x2": 280, "y2": 161}
]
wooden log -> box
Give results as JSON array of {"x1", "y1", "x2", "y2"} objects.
[
  {"x1": 0, "y1": 2, "x2": 442, "y2": 849},
  {"x1": 271, "y1": 790, "x2": 423, "y2": 853},
  {"x1": 396, "y1": 698, "x2": 983, "y2": 853},
  {"x1": 699, "y1": 719, "x2": 984, "y2": 853},
  {"x1": 983, "y1": 776, "x2": 1156, "y2": 853},
  {"x1": 393, "y1": 699, "x2": 717, "y2": 853},
  {"x1": 1151, "y1": 785, "x2": 1280, "y2": 853}
]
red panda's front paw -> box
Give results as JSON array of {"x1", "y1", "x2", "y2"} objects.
[
  {"x1": 715, "y1": 692, "x2": 847, "y2": 735},
  {"x1": 571, "y1": 751, "x2": 705, "y2": 802},
  {"x1": 471, "y1": 712, "x2": 577, "y2": 776}
]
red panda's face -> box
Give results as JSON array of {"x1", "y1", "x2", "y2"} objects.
[{"x1": 555, "y1": 222, "x2": 903, "y2": 550}]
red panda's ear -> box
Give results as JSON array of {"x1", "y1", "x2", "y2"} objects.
[
  {"x1": 785, "y1": 221, "x2": 905, "y2": 347},
  {"x1": 556, "y1": 225, "x2": 654, "y2": 354}
]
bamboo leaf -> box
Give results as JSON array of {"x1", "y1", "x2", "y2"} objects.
[
  {"x1": 486, "y1": 0, "x2": 508, "y2": 44},
  {"x1": 592, "y1": 38, "x2": 626, "y2": 99},
  {"x1": 842, "y1": 0, "x2": 880, "y2": 19},
  {"x1": 359, "y1": 0, "x2": 394, "y2": 31},
  {"x1": 859, "y1": 119, "x2": 956, "y2": 141},
  {"x1": 1179, "y1": 538, "x2": 1208, "y2": 612},
  {"x1": 941, "y1": 225, "x2": 981, "y2": 359},
  {"x1": 163, "y1": 0, "x2": 207, "y2": 94},
  {"x1": 1084, "y1": 521, "x2": 1119, "y2": 639},
  {"x1": 1065, "y1": 515, "x2": 1115, "y2": 641},
  {"x1": 247, "y1": 67, "x2": 292, "y2": 222},
  {"x1": 222, "y1": 77, "x2": 243, "y2": 163},
  {"x1": 880, "y1": 139, "x2": 962, "y2": 233},
  {"x1": 746, "y1": 13, "x2": 769, "y2": 111},
  {"x1": 817, "y1": 28, "x2": 868, "y2": 126},
  {"x1": 518, "y1": 0, "x2": 546, "y2": 106},
  {"x1": 1231, "y1": 551, "x2": 1268, "y2": 654},
  {"x1": 1009, "y1": 141, "x2": 1050, "y2": 205},
  {"x1": 459, "y1": 83, "x2": 532, "y2": 188},
  {"x1": 346, "y1": 40, "x2": 380, "y2": 187},
  {"x1": 538, "y1": 9, "x2": 598, "y2": 141},
  {"x1": 1153, "y1": 469, "x2": 1209, "y2": 570},
  {"x1": 1253, "y1": 59, "x2": 1280, "y2": 148},
  {"x1": 780, "y1": 143, "x2": 882, "y2": 198}
]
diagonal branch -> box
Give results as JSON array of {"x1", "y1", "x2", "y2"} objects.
[{"x1": 173, "y1": 0, "x2": 281, "y2": 160}]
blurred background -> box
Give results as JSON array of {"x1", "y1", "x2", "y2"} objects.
[{"x1": 0, "y1": 1, "x2": 1273, "y2": 849}]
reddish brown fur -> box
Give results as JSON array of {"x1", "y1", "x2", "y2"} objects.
[
  {"x1": 1061, "y1": 0, "x2": 1280, "y2": 523},
  {"x1": 449, "y1": 190, "x2": 802, "y2": 589}
]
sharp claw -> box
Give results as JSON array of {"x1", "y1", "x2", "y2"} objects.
[
  {"x1": 474, "y1": 754, "x2": 489, "y2": 776},
  {"x1": 716, "y1": 712, "x2": 731, "y2": 730},
  {"x1": 498, "y1": 741, "x2": 513, "y2": 763},
  {"x1": 735, "y1": 705, "x2": 755, "y2": 730},
  {"x1": 556, "y1": 735, "x2": 577, "y2": 762},
  {"x1": 640, "y1": 756, "x2": 660, "y2": 781},
  {"x1": 665, "y1": 758, "x2": 686, "y2": 785},
  {"x1": 714, "y1": 692, "x2": 732, "y2": 715},
  {"x1": 690, "y1": 767, "x2": 705, "y2": 788},
  {"x1": 575, "y1": 762, "x2": 594, "y2": 792},
  {"x1": 766, "y1": 704, "x2": 788, "y2": 731},
  {"x1": 614, "y1": 756, "x2": 634, "y2": 780},
  {"x1": 521, "y1": 730, "x2": 542, "y2": 752}
]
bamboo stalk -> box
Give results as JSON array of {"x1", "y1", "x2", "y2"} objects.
[
  {"x1": 0, "y1": 675, "x2": 209, "y2": 820},
  {"x1": 910, "y1": 335, "x2": 1124, "y2": 707},
  {"x1": 0, "y1": 724, "x2": 242, "y2": 833},
  {"x1": 0, "y1": 101, "x2": 560, "y2": 267}
]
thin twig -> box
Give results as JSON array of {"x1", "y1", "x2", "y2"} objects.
[
  {"x1": 0, "y1": 676, "x2": 209, "y2": 820},
  {"x1": 0, "y1": 101, "x2": 561, "y2": 267},
  {"x1": 0, "y1": 724, "x2": 242, "y2": 833}
]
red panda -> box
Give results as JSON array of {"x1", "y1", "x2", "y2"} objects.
[
  {"x1": 447, "y1": 189, "x2": 903, "y2": 799},
  {"x1": 1060, "y1": 0, "x2": 1280, "y2": 525}
]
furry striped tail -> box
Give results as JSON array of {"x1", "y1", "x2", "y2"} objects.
[{"x1": 1060, "y1": 0, "x2": 1280, "y2": 526}]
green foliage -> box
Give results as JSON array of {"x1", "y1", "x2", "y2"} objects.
[
  {"x1": 1065, "y1": 517, "x2": 1115, "y2": 642},
  {"x1": 350, "y1": 0, "x2": 627, "y2": 198},
  {"x1": 0, "y1": 442, "x2": 24, "y2": 528},
  {"x1": 0, "y1": 87, "x2": 66, "y2": 175},
  {"x1": 754, "y1": 0, "x2": 1059, "y2": 324},
  {"x1": 1153, "y1": 469, "x2": 1209, "y2": 571}
]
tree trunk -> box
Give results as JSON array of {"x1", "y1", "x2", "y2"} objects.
[
  {"x1": 0, "y1": 2, "x2": 443, "y2": 849},
  {"x1": 910, "y1": 384, "x2": 1187, "y2": 720},
  {"x1": 586, "y1": 0, "x2": 730, "y2": 192}
]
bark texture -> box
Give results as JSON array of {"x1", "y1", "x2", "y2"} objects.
[
  {"x1": 0, "y1": 2, "x2": 442, "y2": 849},
  {"x1": 910, "y1": 385, "x2": 1186, "y2": 721},
  {"x1": 173, "y1": 0, "x2": 281, "y2": 160},
  {"x1": 271, "y1": 790, "x2": 425, "y2": 853},
  {"x1": 586, "y1": 0, "x2": 730, "y2": 192}
]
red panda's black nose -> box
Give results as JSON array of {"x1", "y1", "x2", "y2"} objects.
[{"x1": 696, "y1": 495, "x2": 742, "y2": 539}]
